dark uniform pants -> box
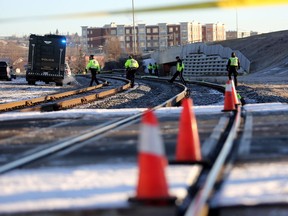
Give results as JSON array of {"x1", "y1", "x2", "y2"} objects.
[
  {"x1": 169, "y1": 70, "x2": 187, "y2": 86},
  {"x1": 126, "y1": 68, "x2": 137, "y2": 87},
  {"x1": 90, "y1": 68, "x2": 100, "y2": 86},
  {"x1": 228, "y1": 66, "x2": 238, "y2": 87}
]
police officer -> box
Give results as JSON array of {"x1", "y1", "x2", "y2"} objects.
[
  {"x1": 124, "y1": 55, "x2": 139, "y2": 88},
  {"x1": 227, "y1": 52, "x2": 240, "y2": 87},
  {"x1": 168, "y1": 56, "x2": 186, "y2": 86},
  {"x1": 148, "y1": 63, "x2": 153, "y2": 75},
  {"x1": 153, "y1": 62, "x2": 159, "y2": 76},
  {"x1": 86, "y1": 55, "x2": 100, "y2": 86}
]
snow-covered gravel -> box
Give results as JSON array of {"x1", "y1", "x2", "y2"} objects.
[{"x1": 0, "y1": 74, "x2": 286, "y2": 109}]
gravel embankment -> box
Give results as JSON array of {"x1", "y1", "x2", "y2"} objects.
[
  {"x1": 75, "y1": 78, "x2": 224, "y2": 109},
  {"x1": 193, "y1": 75, "x2": 288, "y2": 104}
]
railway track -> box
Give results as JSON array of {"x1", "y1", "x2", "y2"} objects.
[
  {"x1": 0, "y1": 76, "x2": 130, "y2": 112},
  {"x1": 0, "y1": 78, "x2": 287, "y2": 215}
]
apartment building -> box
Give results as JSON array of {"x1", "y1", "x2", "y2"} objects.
[
  {"x1": 81, "y1": 21, "x2": 224, "y2": 53},
  {"x1": 202, "y1": 23, "x2": 226, "y2": 42}
]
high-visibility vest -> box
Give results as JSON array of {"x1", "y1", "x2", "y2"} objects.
[
  {"x1": 177, "y1": 61, "x2": 184, "y2": 72},
  {"x1": 86, "y1": 59, "x2": 100, "y2": 70},
  {"x1": 229, "y1": 57, "x2": 238, "y2": 66},
  {"x1": 153, "y1": 64, "x2": 158, "y2": 69},
  {"x1": 125, "y1": 58, "x2": 139, "y2": 69}
]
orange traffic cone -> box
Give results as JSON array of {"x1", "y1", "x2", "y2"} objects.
[
  {"x1": 222, "y1": 80, "x2": 236, "y2": 112},
  {"x1": 231, "y1": 80, "x2": 241, "y2": 105},
  {"x1": 174, "y1": 98, "x2": 202, "y2": 163},
  {"x1": 129, "y1": 109, "x2": 176, "y2": 205}
]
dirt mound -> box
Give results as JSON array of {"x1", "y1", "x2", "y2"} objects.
[{"x1": 213, "y1": 30, "x2": 288, "y2": 73}]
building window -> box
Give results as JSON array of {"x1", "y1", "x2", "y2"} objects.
[
  {"x1": 118, "y1": 28, "x2": 124, "y2": 34},
  {"x1": 152, "y1": 28, "x2": 158, "y2": 33},
  {"x1": 125, "y1": 36, "x2": 130, "y2": 41},
  {"x1": 147, "y1": 42, "x2": 151, "y2": 47},
  {"x1": 125, "y1": 29, "x2": 131, "y2": 34},
  {"x1": 159, "y1": 26, "x2": 166, "y2": 33},
  {"x1": 153, "y1": 42, "x2": 159, "y2": 47},
  {"x1": 139, "y1": 28, "x2": 145, "y2": 33},
  {"x1": 152, "y1": 35, "x2": 158, "y2": 40},
  {"x1": 139, "y1": 35, "x2": 145, "y2": 41},
  {"x1": 146, "y1": 28, "x2": 151, "y2": 33},
  {"x1": 111, "y1": 29, "x2": 116, "y2": 35},
  {"x1": 168, "y1": 27, "x2": 173, "y2": 33}
]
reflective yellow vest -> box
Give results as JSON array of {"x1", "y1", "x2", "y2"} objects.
[
  {"x1": 177, "y1": 61, "x2": 184, "y2": 72},
  {"x1": 229, "y1": 57, "x2": 239, "y2": 66},
  {"x1": 86, "y1": 59, "x2": 100, "y2": 70},
  {"x1": 125, "y1": 58, "x2": 139, "y2": 69}
]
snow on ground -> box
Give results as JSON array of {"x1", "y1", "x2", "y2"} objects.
[
  {"x1": 0, "y1": 164, "x2": 200, "y2": 213},
  {"x1": 0, "y1": 76, "x2": 77, "y2": 104},
  {"x1": 1, "y1": 77, "x2": 288, "y2": 213},
  {"x1": 0, "y1": 104, "x2": 288, "y2": 213},
  {"x1": 213, "y1": 161, "x2": 288, "y2": 206}
]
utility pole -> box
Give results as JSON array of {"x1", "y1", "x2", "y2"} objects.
[
  {"x1": 236, "y1": 8, "x2": 239, "y2": 38},
  {"x1": 132, "y1": 0, "x2": 137, "y2": 55}
]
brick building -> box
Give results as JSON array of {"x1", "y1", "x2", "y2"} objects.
[{"x1": 81, "y1": 21, "x2": 225, "y2": 54}]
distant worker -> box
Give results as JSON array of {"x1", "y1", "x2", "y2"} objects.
[
  {"x1": 148, "y1": 63, "x2": 153, "y2": 75},
  {"x1": 86, "y1": 55, "x2": 100, "y2": 86},
  {"x1": 168, "y1": 56, "x2": 187, "y2": 86},
  {"x1": 124, "y1": 55, "x2": 139, "y2": 88},
  {"x1": 153, "y1": 62, "x2": 159, "y2": 76},
  {"x1": 227, "y1": 52, "x2": 240, "y2": 87}
]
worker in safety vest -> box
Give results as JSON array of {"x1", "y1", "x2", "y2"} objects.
[
  {"x1": 124, "y1": 55, "x2": 139, "y2": 88},
  {"x1": 168, "y1": 56, "x2": 187, "y2": 86},
  {"x1": 227, "y1": 52, "x2": 240, "y2": 87},
  {"x1": 86, "y1": 55, "x2": 100, "y2": 86},
  {"x1": 148, "y1": 63, "x2": 153, "y2": 75},
  {"x1": 153, "y1": 62, "x2": 159, "y2": 76}
]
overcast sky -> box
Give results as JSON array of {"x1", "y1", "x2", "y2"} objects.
[{"x1": 1, "y1": 0, "x2": 287, "y2": 36}]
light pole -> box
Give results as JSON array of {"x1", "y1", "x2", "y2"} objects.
[
  {"x1": 236, "y1": 8, "x2": 239, "y2": 38},
  {"x1": 132, "y1": 0, "x2": 137, "y2": 55}
]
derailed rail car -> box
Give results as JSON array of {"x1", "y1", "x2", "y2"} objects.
[{"x1": 26, "y1": 34, "x2": 66, "y2": 86}]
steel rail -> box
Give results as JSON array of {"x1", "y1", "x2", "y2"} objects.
[
  {"x1": 184, "y1": 105, "x2": 242, "y2": 216},
  {"x1": 141, "y1": 76, "x2": 226, "y2": 93},
  {"x1": 0, "y1": 81, "x2": 108, "y2": 112},
  {"x1": 19, "y1": 76, "x2": 131, "y2": 112},
  {"x1": 0, "y1": 83, "x2": 188, "y2": 174}
]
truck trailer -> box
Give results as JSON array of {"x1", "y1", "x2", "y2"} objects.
[{"x1": 26, "y1": 34, "x2": 66, "y2": 86}]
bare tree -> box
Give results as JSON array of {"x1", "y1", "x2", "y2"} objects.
[
  {"x1": 0, "y1": 40, "x2": 28, "y2": 72},
  {"x1": 103, "y1": 37, "x2": 122, "y2": 61},
  {"x1": 66, "y1": 46, "x2": 86, "y2": 74}
]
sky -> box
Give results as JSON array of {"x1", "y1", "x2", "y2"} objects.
[{"x1": 0, "y1": 0, "x2": 288, "y2": 37}]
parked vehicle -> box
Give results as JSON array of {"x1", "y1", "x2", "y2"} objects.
[
  {"x1": 0, "y1": 61, "x2": 16, "y2": 81},
  {"x1": 26, "y1": 34, "x2": 66, "y2": 86}
]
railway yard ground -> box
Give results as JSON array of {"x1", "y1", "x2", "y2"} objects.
[{"x1": 0, "y1": 30, "x2": 288, "y2": 216}]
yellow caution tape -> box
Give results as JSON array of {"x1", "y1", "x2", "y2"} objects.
[{"x1": 0, "y1": 0, "x2": 287, "y2": 23}]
